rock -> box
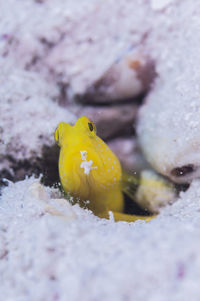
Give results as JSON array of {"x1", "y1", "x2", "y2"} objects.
[
  {"x1": 108, "y1": 137, "x2": 150, "y2": 173},
  {"x1": 43, "y1": 1, "x2": 152, "y2": 98},
  {"x1": 69, "y1": 103, "x2": 138, "y2": 140},
  {"x1": 78, "y1": 48, "x2": 155, "y2": 104},
  {"x1": 0, "y1": 1, "x2": 151, "y2": 100},
  {"x1": 138, "y1": 89, "x2": 200, "y2": 184},
  {"x1": 137, "y1": 1, "x2": 200, "y2": 184},
  {"x1": 135, "y1": 170, "x2": 176, "y2": 213}
]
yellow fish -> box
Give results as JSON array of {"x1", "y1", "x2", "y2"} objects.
[{"x1": 55, "y1": 116, "x2": 152, "y2": 222}]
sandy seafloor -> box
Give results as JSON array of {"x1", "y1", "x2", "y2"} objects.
[
  {"x1": 1, "y1": 0, "x2": 200, "y2": 300},
  {"x1": 1, "y1": 178, "x2": 200, "y2": 301}
]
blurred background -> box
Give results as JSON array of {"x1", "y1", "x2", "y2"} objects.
[{"x1": 0, "y1": 0, "x2": 156, "y2": 187}]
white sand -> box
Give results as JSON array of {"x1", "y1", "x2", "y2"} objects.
[{"x1": 1, "y1": 178, "x2": 200, "y2": 301}]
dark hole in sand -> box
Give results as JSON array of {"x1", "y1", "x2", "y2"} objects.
[
  {"x1": 171, "y1": 164, "x2": 195, "y2": 177},
  {"x1": 0, "y1": 144, "x2": 60, "y2": 190},
  {"x1": 124, "y1": 193, "x2": 152, "y2": 216}
]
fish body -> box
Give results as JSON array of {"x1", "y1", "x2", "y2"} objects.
[{"x1": 55, "y1": 116, "x2": 151, "y2": 222}]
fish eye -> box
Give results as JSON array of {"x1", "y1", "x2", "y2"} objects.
[{"x1": 88, "y1": 122, "x2": 94, "y2": 132}]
